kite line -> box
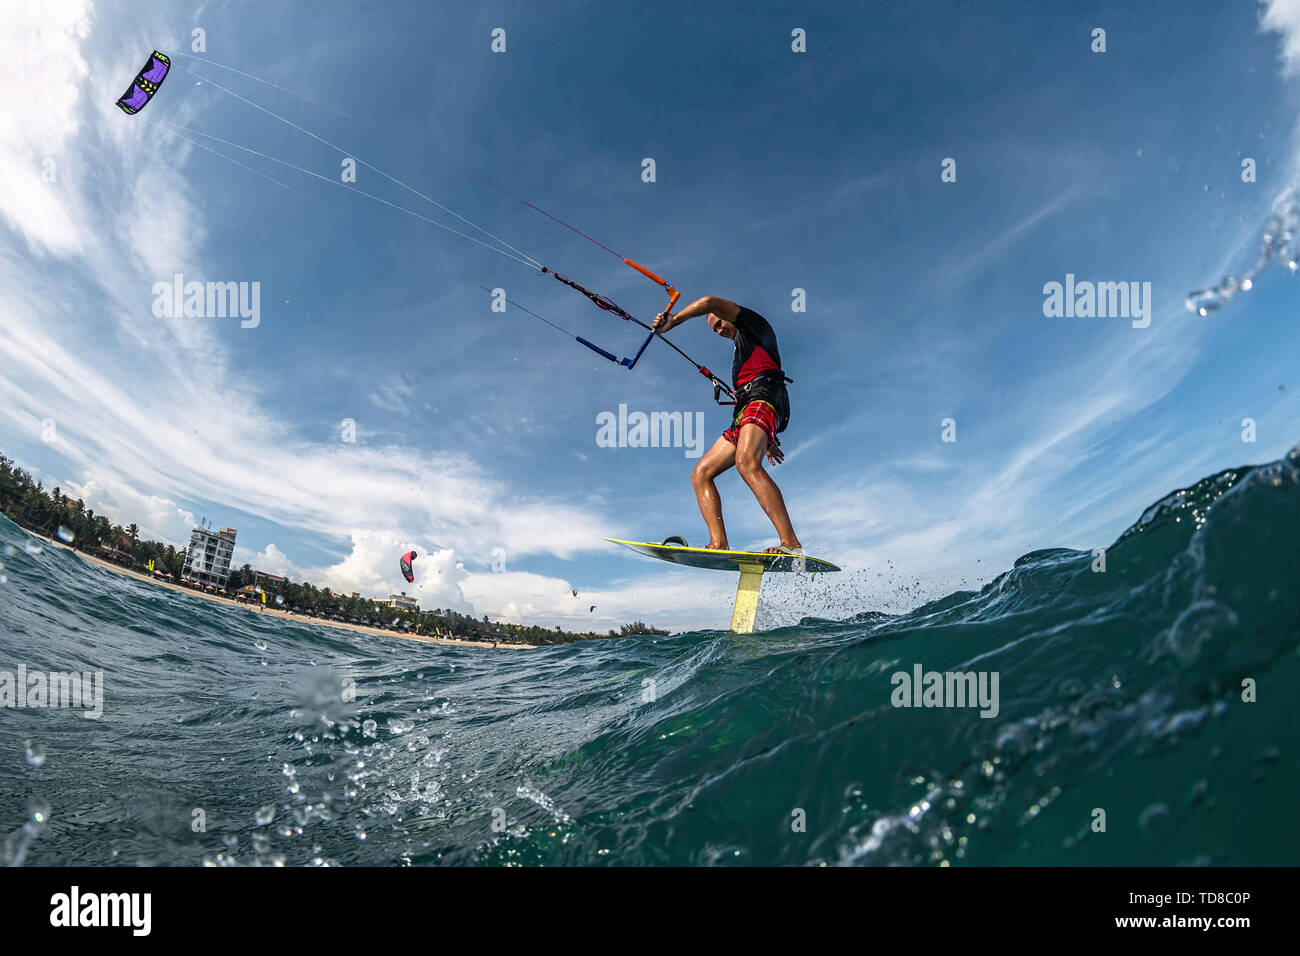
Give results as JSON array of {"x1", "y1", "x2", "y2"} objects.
[{"x1": 117, "y1": 50, "x2": 734, "y2": 403}]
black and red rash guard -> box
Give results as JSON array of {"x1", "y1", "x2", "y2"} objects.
[
  {"x1": 731, "y1": 307, "x2": 783, "y2": 388},
  {"x1": 728, "y1": 306, "x2": 790, "y2": 435}
]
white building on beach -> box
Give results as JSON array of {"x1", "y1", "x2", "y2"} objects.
[
  {"x1": 374, "y1": 592, "x2": 419, "y2": 611},
  {"x1": 183, "y1": 526, "x2": 237, "y2": 588}
]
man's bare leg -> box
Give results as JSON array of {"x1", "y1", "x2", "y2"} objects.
[
  {"x1": 734, "y1": 423, "x2": 802, "y2": 552},
  {"x1": 691, "y1": 437, "x2": 737, "y2": 549}
]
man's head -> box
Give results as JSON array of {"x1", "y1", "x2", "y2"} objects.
[{"x1": 706, "y1": 312, "x2": 737, "y2": 339}]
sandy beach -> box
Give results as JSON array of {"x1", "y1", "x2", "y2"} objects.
[{"x1": 32, "y1": 532, "x2": 534, "y2": 650}]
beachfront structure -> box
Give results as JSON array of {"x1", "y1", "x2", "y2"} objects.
[
  {"x1": 374, "y1": 592, "x2": 419, "y2": 611},
  {"x1": 389, "y1": 592, "x2": 419, "y2": 611},
  {"x1": 183, "y1": 526, "x2": 236, "y2": 588},
  {"x1": 253, "y1": 570, "x2": 285, "y2": 591}
]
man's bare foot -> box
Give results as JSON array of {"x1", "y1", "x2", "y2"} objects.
[
  {"x1": 707, "y1": 540, "x2": 729, "y2": 550},
  {"x1": 762, "y1": 544, "x2": 803, "y2": 555}
]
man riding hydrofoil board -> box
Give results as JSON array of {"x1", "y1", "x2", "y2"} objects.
[{"x1": 653, "y1": 297, "x2": 800, "y2": 556}]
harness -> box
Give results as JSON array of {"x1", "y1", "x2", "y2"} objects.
[{"x1": 733, "y1": 371, "x2": 793, "y2": 433}]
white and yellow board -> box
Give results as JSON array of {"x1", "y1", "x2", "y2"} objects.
[{"x1": 603, "y1": 538, "x2": 840, "y2": 633}]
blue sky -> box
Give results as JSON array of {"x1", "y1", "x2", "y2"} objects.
[{"x1": 3, "y1": 0, "x2": 1299, "y2": 631}]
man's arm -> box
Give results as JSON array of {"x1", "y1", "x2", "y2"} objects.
[{"x1": 653, "y1": 295, "x2": 740, "y2": 331}]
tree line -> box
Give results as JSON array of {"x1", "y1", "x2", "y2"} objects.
[{"x1": 1, "y1": 454, "x2": 668, "y2": 645}]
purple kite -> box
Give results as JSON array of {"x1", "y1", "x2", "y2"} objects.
[{"x1": 116, "y1": 51, "x2": 170, "y2": 115}]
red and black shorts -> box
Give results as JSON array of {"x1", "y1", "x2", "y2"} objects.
[{"x1": 723, "y1": 399, "x2": 781, "y2": 447}]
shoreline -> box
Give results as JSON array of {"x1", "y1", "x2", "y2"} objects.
[{"x1": 32, "y1": 532, "x2": 534, "y2": 651}]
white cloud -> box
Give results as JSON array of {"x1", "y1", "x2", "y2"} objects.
[
  {"x1": 238, "y1": 542, "x2": 302, "y2": 580},
  {"x1": 59, "y1": 472, "x2": 197, "y2": 546},
  {"x1": 1261, "y1": 0, "x2": 1300, "y2": 74},
  {"x1": 0, "y1": 2, "x2": 93, "y2": 256},
  {"x1": 460, "y1": 565, "x2": 736, "y2": 632}
]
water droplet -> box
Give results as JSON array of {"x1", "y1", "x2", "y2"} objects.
[
  {"x1": 23, "y1": 541, "x2": 43, "y2": 556},
  {"x1": 24, "y1": 740, "x2": 46, "y2": 767},
  {"x1": 1139, "y1": 802, "x2": 1173, "y2": 838},
  {"x1": 1185, "y1": 286, "x2": 1229, "y2": 316},
  {"x1": 55, "y1": 526, "x2": 74, "y2": 543}
]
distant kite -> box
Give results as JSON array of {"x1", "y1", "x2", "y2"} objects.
[
  {"x1": 589, "y1": 605, "x2": 596, "y2": 613},
  {"x1": 400, "y1": 550, "x2": 417, "y2": 583},
  {"x1": 116, "y1": 51, "x2": 170, "y2": 115}
]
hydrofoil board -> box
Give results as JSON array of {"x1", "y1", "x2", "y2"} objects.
[{"x1": 603, "y1": 537, "x2": 839, "y2": 633}]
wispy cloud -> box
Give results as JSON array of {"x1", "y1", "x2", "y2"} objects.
[{"x1": 369, "y1": 374, "x2": 417, "y2": 416}]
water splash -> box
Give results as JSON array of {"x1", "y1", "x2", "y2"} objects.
[
  {"x1": 1186, "y1": 185, "x2": 1300, "y2": 314},
  {"x1": 516, "y1": 783, "x2": 572, "y2": 825}
]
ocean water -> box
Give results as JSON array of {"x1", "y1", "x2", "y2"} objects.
[{"x1": 1, "y1": 445, "x2": 1297, "y2": 867}]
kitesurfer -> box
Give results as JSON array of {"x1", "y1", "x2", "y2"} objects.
[{"x1": 653, "y1": 298, "x2": 801, "y2": 555}]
